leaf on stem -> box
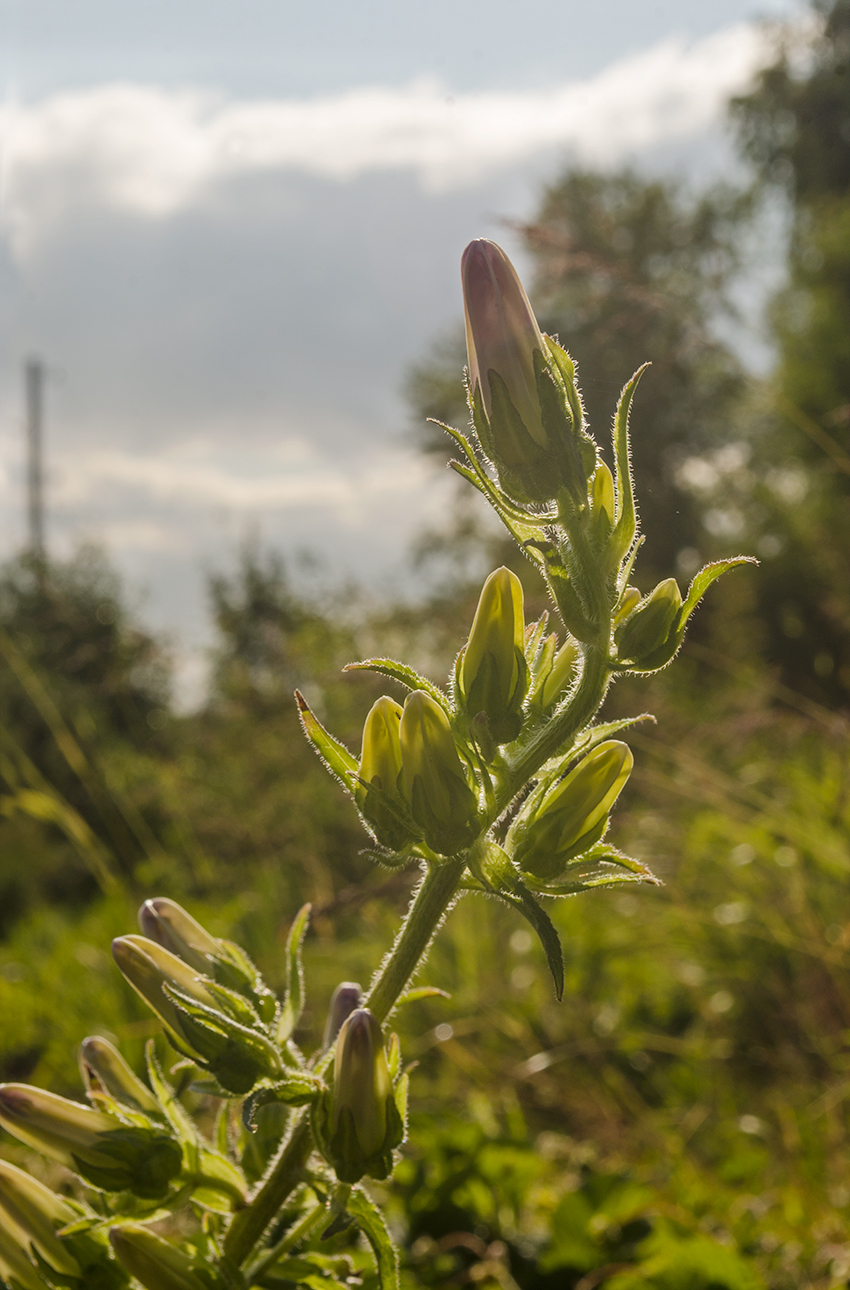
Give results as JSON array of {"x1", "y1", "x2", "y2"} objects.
[
  {"x1": 343, "y1": 659, "x2": 450, "y2": 712},
  {"x1": 346, "y1": 1187, "x2": 400, "y2": 1290},
  {"x1": 295, "y1": 692, "x2": 359, "y2": 796},
  {"x1": 278, "y1": 903, "x2": 311, "y2": 1044}
]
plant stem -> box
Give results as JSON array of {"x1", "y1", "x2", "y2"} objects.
[
  {"x1": 500, "y1": 645, "x2": 611, "y2": 807},
  {"x1": 365, "y1": 858, "x2": 466, "y2": 1023},
  {"x1": 246, "y1": 1194, "x2": 330, "y2": 1281},
  {"x1": 223, "y1": 859, "x2": 465, "y2": 1267}
]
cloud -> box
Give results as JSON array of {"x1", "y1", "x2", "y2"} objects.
[{"x1": 0, "y1": 23, "x2": 769, "y2": 250}]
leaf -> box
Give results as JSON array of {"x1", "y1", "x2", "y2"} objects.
[
  {"x1": 472, "y1": 844, "x2": 564, "y2": 1001},
  {"x1": 346, "y1": 1187, "x2": 400, "y2": 1290},
  {"x1": 395, "y1": 986, "x2": 451, "y2": 1006},
  {"x1": 277, "y1": 903, "x2": 311, "y2": 1043},
  {"x1": 679, "y1": 558, "x2": 757, "y2": 629},
  {"x1": 527, "y1": 848, "x2": 660, "y2": 897},
  {"x1": 295, "y1": 692, "x2": 359, "y2": 795},
  {"x1": 611, "y1": 364, "x2": 649, "y2": 553},
  {"x1": 343, "y1": 659, "x2": 451, "y2": 712}
]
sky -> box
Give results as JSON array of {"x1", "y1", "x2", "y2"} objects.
[{"x1": 0, "y1": 0, "x2": 805, "y2": 701}]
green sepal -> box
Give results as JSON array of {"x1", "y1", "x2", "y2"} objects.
[
  {"x1": 343, "y1": 660, "x2": 450, "y2": 714},
  {"x1": 484, "y1": 370, "x2": 556, "y2": 505},
  {"x1": 277, "y1": 903, "x2": 310, "y2": 1044},
  {"x1": 544, "y1": 565, "x2": 596, "y2": 643},
  {"x1": 358, "y1": 777, "x2": 420, "y2": 853},
  {"x1": 145, "y1": 1043, "x2": 198, "y2": 1150},
  {"x1": 71, "y1": 1126, "x2": 182, "y2": 1199},
  {"x1": 523, "y1": 843, "x2": 660, "y2": 896},
  {"x1": 164, "y1": 987, "x2": 283, "y2": 1095},
  {"x1": 295, "y1": 692, "x2": 359, "y2": 796},
  {"x1": 409, "y1": 770, "x2": 478, "y2": 857},
  {"x1": 535, "y1": 347, "x2": 596, "y2": 502}
]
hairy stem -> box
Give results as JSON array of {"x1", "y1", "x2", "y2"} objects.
[{"x1": 223, "y1": 858, "x2": 465, "y2": 1267}]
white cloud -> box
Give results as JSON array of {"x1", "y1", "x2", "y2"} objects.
[{"x1": 0, "y1": 23, "x2": 770, "y2": 249}]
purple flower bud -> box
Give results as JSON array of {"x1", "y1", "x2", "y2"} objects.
[
  {"x1": 323, "y1": 982, "x2": 363, "y2": 1050},
  {"x1": 462, "y1": 238, "x2": 547, "y2": 447}
]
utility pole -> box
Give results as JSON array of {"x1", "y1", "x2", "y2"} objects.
[{"x1": 25, "y1": 357, "x2": 45, "y2": 562}]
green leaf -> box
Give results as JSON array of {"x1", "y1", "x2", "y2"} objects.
[
  {"x1": 472, "y1": 844, "x2": 564, "y2": 1001},
  {"x1": 277, "y1": 903, "x2": 311, "y2": 1043},
  {"x1": 611, "y1": 364, "x2": 648, "y2": 555},
  {"x1": 346, "y1": 1187, "x2": 400, "y2": 1290},
  {"x1": 145, "y1": 1042, "x2": 198, "y2": 1151},
  {"x1": 679, "y1": 558, "x2": 757, "y2": 628},
  {"x1": 343, "y1": 659, "x2": 451, "y2": 712},
  {"x1": 395, "y1": 986, "x2": 451, "y2": 1006},
  {"x1": 526, "y1": 847, "x2": 660, "y2": 896},
  {"x1": 295, "y1": 692, "x2": 359, "y2": 795}
]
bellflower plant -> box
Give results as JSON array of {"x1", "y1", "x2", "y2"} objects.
[{"x1": 0, "y1": 239, "x2": 751, "y2": 1289}]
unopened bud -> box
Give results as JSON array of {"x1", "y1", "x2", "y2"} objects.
[
  {"x1": 323, "y1": 982, "x2": 363, "y2": 1050},
  {"x1": 614, "y1": 586, "x2": 641, "y2": 624},
  {"x1": 616, "y1": 578, "x2": 682, "y2": 665},
  {"x1": 462, "y1": 239, "x2": 594, "y2": 506},
  {"x1": 590, "y1": 462, "x2": 615, "y2": 530},
  {"x1": 80, "y1": 1036, "x2": 160, "y2": 1116},
  {"x1": 0, "y1": 1159, "x2": 80, "y2": 1278},
  {"x1": 112, "y1": 935, "x2": 218, "y2": 1058},
  {"x1": 0, "y1": 1223, "x2": 44, "y2": 1290},
  {"x1": 509, "y1": 741, "x2": 634, "y2": 881},
  {"x1": 110, "y1": 1225, "x2": 209, "y2": 1290},
  {"x1": 400, "y1": 691, "x2": 477, "y2": 855},
  {"x1": 0, "y1": 1084, "x2": 181, "y2": 1198},
  {"x1": 138, "y1": 898, "x2": 221, "y2": 973},
  {"x1": 536, "y1": 637, "x2": 580, "y2": 711},
  {"x1": 357, "y1": 696, "x2": 411, "y2": 849},
  {"x1": 322, "y1": 1008, "x2": 403, "y2": 1183},
  {"x1": 460, "y1": 567, "x2": 528, "y2": 745}
]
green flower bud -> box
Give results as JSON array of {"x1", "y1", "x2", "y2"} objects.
[
  {"x1": 615, "y1": 578, "x2": 682, "y2": 665},
  {"x1": 614, "y1": 586, "x2": 642, "y2": 624},
  {"x1": 590, "y1": 461, "x2": 615, "y2": 530},
  {"x1": 112, "y1": 935, "x2": 218, "y2": 1059},
  {"x1": 460, "y1": 567, "x2": 528, "y2": 745},
  {"x1": 534, "y1": 636, "x2": 580, "y2": 712},
  {"x1": 80, "y1": 1036, "x2": 160, "y2": 1116},
  {"x1": 322, "y1": 1008, "x2": 403, "y2": 1183},
  {"x1": 323, "y1": 981, "x2": 363, "y2": 1050},
  {"x1": 110, "y1": 1225, "x2": 210, "y2": 1290},
  {"x1": 356, "y1": 696, "x2": 412, "y2": 849},
  {"x1": 0, "y1": 1158, "x2": 80, "y2": 1278},
  {"x1": 0, "y1": 1222, "x2": 44, "y2": 1290},
  {"x1": 0, "y1": 1084, "x2": 181, "y2": 1198},
  {"x1": 399, "y1": 691, "x2": 477, "y2": 855},
  {"x1": 138, "y1": 898, "x2": 221, "y2": 973},
  {"x1": 509, "y1": 740, "x2": 634, "y2": 881},
  {"x1": 113, "y1": 935, "x2": 280, "y2": 1095},
  {"x1": 462, "y1": 239, "x2": 595, "y2": 506}
]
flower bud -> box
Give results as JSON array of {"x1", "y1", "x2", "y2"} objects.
[
  {"x1": 0, "y1": 1224, "x2": 44, "y2": 1290},
  {"x1": 110, "y1": 1225, "x2": 209, "y2": 1290},
  {"x1": 112, "y1": 935, "x2": 218, "y2": 1058},
  {"x1": 536, "y1": 637, "x2": 580, "y2": 711},
  {"x1": 0, "y1": 1158, "x2": 80, "y2": 1278},
  {"x1": 590, "y1": 462, "x2": 615, "y2": 529},
  {"x1": 399, "y1": 691, "x2": 477, "y2": 855},
  {"x1": 615, "y1": 578, "x2": 682, "y2": 665},
  {"x1": 138, "y1": 898, "x2": 221, "y2": 974},
  {"x1": 80, "y1": 1036, "x2": 160, "y2": 1116},
  {"x1": 0, "y1": 1084, "x2": 181, "y2": 1198},
  {"x1": 323, "y1": 1008, "x2": 403, "y2": 1183},
  {"x1": 509, "y1": 741, "x2": 634, "y2": 881},
  {"x1": 462, "y1": 239, "x2": 594, "y2": 506},
  {"x1": 356, "y1": 696, "x2": 411, "y2": 849},
  {"x1": 323, "y1": 981, "x2": 363, "y2": 1050},
  {"x1": 614, "y1": 586, "x2": 642, "y2": 624},
  {"x1": 460, "y1": 567, "x2": 528, "y2": 745}
]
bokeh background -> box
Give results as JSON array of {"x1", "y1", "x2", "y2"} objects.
[{"x1": 10, "y1": 2, "x2": 850, "y2": 1287}]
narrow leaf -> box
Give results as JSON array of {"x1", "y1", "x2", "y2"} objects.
[
  {"x1": 145, "y1": 1041, "x2": 198, "y2": 1150},
  {"x1": 295, "y1": 692, "x2": 359, "y2": 795},
  {"x1": 346, "y1": 1187, "x2": 400, "y2": 1290},
  {"x1": 278, "y1": 903, "x2": 311, "y2": 1043},
  {"x1": 611, "y1": 365, "x2": 649, "y2": 549},
  {"x1": 498, "y1": 888, "x2": 565, "y2": 1001},
  {"x1": 396, "y1": 986, "x2": 451, "y2": 1006},
  {"x1": 343, "y1": 660, "x2": 450, "y2": 712}
]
